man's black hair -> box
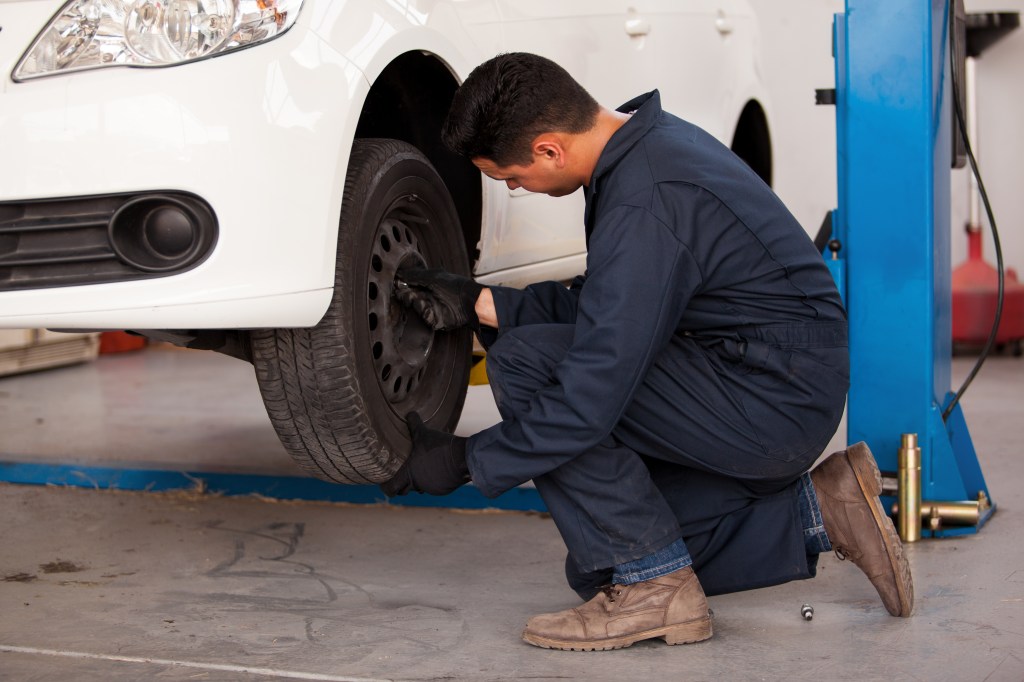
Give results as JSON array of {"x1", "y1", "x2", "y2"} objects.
[{"x1": 442, "y1": 53, "x2": 600, "y2": 167}]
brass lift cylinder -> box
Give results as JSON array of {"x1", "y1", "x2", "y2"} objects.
[
  {"x1": 892, "y1": 500, "x2": 984, "y2": 530},
  {"x1": 898, "y1": 433, "x2": 922, "y2": 542}
]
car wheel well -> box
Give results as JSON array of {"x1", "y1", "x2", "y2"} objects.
[
  {"x1": 355, "y1": 52, "x2": 481, "y2": 268},
  {"x1": 730, "y1": 100, "x2": 773, "y2": 187}
]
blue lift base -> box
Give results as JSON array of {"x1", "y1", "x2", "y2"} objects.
[{"x1": 0, "y1": 460, "x2": 548, "y2": 513}]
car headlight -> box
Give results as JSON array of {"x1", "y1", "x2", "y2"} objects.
[{"x1": 13, "y1": 0, "x2": 304, "y2": 81}]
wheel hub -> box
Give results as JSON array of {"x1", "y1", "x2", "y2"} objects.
[{"x1": 366, "y1": 198, "x2": 435, "y2": 405}]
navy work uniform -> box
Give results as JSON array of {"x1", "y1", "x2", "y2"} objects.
[{"x1": 465, "y1": 91, "x2": 849, "y2": 597}]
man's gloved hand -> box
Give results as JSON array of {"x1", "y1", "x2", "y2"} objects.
[
  {"x1": 394, "y1": 266, "x2": 483, "y2": 331},
  {"x1": 380, "y1": 412, "x2": 470, "y2": 497}
]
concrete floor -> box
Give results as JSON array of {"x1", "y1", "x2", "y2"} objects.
[{"x1": 1, "y1": 345, "x2": 1023, "y2": 681}]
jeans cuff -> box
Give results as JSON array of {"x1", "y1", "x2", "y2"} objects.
[
  {"x1": 612, "y1": 538, "x2": 692, "y2": 585},
  {"x1": 799, "y1": 471, "x2": 832, "y2": 554}
]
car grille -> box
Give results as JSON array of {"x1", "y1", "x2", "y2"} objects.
[{"x1": 0, "y1": 192, "x2": 217, "y2": 291}]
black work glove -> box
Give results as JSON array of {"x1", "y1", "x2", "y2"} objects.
[
  {"x1": 380, "y1": 412, "x2": 470, "y2": 497},
  {"x1": 394, "y1": 266, "x2": 483, "y2": 331}
]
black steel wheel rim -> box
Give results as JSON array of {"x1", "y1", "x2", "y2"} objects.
[{"x1": 364, "y1": 193, "x2": 441, "y2": 409}]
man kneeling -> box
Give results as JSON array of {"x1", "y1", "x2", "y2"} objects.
[{"x1": 382, "y1": 52, "x2": 913, "y2": 650}]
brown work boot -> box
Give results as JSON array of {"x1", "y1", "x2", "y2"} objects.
[
  {"x1": 811, "y1": 442, "x2": 914, "y2": 617},
  {"x1": 521, "y1": 565, "x2": 712, "y2": 651}
]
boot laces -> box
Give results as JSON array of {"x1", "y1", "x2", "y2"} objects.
[{"x1": 599, "y1": 585, "x2": 623, "y2": 603}]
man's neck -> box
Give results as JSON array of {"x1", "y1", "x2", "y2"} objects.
[{"x1": 578, "y1": 107, "x2": 632, "y2": 187}]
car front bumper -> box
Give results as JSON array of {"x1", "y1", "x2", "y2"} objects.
[{"x1": 0, "y1": 2, "x2": 367, "y2": 329}]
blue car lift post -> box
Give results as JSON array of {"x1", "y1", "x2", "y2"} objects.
[{"x1": 827, "y1": 0, "x2": 995, "y2": 536}]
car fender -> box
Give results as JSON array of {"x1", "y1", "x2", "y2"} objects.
[{"x1": 311, "y1": 0, "x2": 509, "y2": 276}]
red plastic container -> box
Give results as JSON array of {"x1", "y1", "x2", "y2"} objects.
[
  {"x1": 951, "y1": 229, "x2": 1024, "y2": 354},
  {"x1": 99, "y1": 331, "x2": 147, "y2": 354}
]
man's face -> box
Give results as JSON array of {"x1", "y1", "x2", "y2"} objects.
[{"x1": 472, "y1": 156, "x2": 580, "y2": 197}]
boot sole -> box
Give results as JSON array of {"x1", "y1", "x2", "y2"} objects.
[
  {"x1": 847, "y1": 442, "x2": 914, "y2": 617},
  {"x1": 522, "y1": 615, "x2": 713, "y2": 651}
]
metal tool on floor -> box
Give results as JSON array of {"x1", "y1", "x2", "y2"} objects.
[
  {"x1": 892, "y1": 431, "x2": 994, "y2": 541},
  {"x1": 897, "y1": 434, "x2": 922, "y2": 543}
]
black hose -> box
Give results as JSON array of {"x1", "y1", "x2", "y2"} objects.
[{"x1": 942, "y1": 3, "x2": 1006, "y2": 422}]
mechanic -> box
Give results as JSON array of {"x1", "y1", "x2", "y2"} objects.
[{"x1": 382, "y1": 52, "x2": 913, "y2": 650}]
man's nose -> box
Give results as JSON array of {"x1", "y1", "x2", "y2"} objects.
[{"x1": 505, "y1": 179, "x2": 520, "y2": 190}]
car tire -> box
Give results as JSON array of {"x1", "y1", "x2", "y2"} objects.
[{"x1": 251, "y1": 138, "x2": 473, "y2": 484}]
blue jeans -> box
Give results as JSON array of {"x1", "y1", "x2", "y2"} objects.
[{"x1": 612, "y1": 472, "x2": 831, "y2": 586}]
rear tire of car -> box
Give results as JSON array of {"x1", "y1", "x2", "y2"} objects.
[{"x1": 251, "y1": 139, "x2": 473, "y2": 484}]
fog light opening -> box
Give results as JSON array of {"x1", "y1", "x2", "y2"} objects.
[{"x1": 109, "y1": 194, "x2": 216, "y2": 273}]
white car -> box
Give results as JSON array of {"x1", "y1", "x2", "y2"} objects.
[{"x1": 0, "y1": 0, "x2": 774, "y2": 484}]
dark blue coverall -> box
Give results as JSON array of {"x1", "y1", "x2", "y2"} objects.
[{"x1": 465, "y1": 91, "x2": 849, "y2": 597}]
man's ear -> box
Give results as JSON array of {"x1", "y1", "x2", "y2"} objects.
[{"x1": 532, "y1": 135, "x2": 566, "y2": 167}]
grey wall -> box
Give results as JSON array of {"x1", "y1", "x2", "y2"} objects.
[
  {"x1": 954, "y1": 0, "x2": 1024, "y2": 274},
  {"x1": 752, "y1": 0, "x2": 1023, "y2": 277}
]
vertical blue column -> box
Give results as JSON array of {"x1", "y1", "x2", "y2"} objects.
[{"x1": 835, "y1": 0, "x2": 992, "y2": 525}]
